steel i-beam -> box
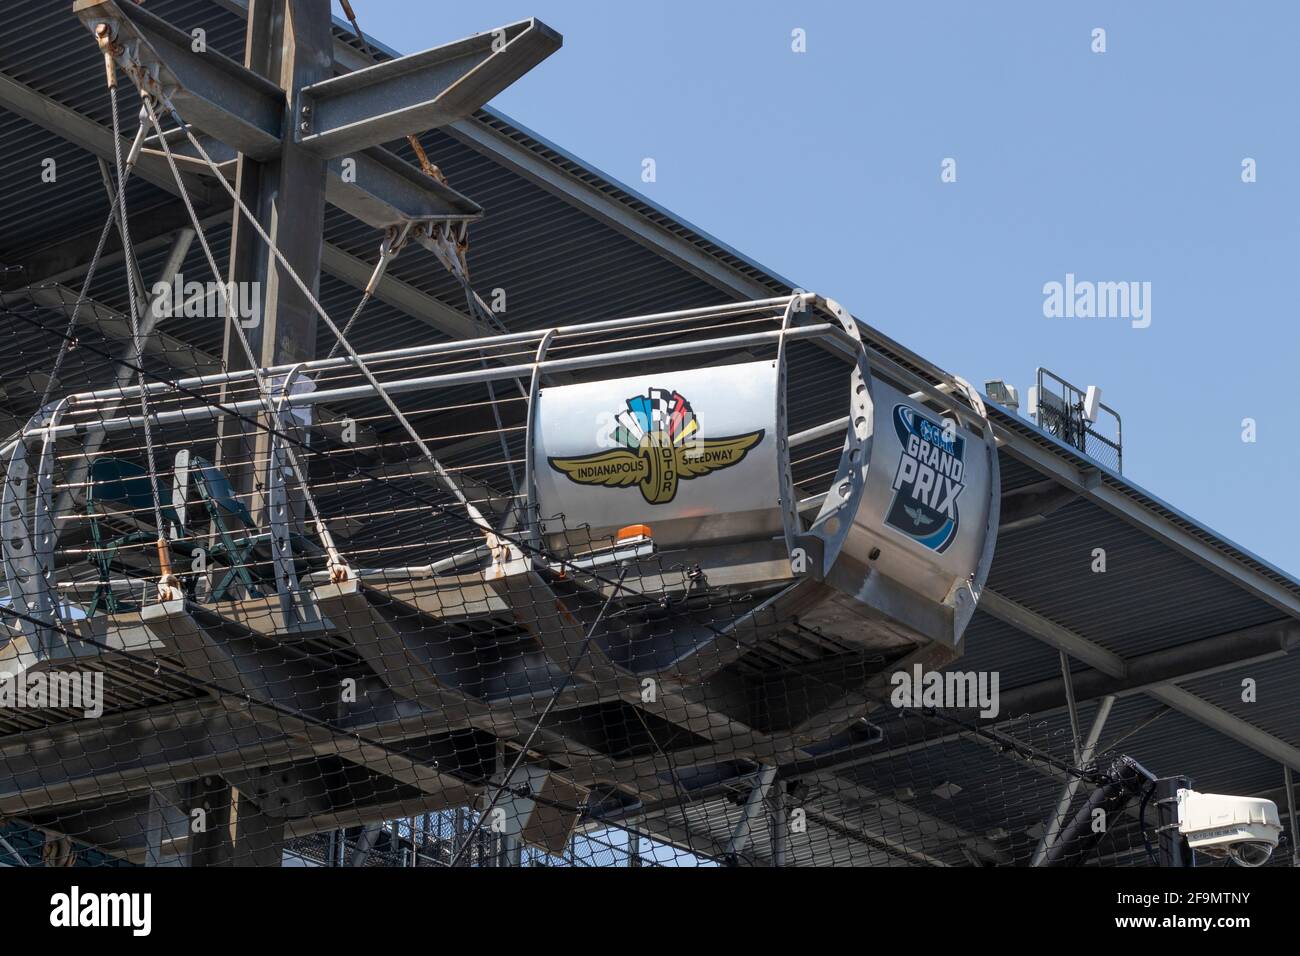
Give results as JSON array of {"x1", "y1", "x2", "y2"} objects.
[{"x1": 72, "y1": 0, "x2": 561, "y2": 227}]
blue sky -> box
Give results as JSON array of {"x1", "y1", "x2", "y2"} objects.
[{"x1": 338, "y1": 0, "x2": 1300, "y2": 572}]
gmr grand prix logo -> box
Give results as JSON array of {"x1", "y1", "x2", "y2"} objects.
[
  {"x1": 548, "y1": 387, "x2": 764, "y2": 505},
  {"x1": 885, "y1": 404, "x2": 966, "y2": 553}
]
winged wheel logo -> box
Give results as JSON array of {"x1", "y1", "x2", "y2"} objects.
[{"x1": 548, "y1": 388, "x2": 764, "y2": 506}]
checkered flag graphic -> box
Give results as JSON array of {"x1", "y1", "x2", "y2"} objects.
[{"x1": 646, "y1": 388, "x2": 676, "y2": 430}]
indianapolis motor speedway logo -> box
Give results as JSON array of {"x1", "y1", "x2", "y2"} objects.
[
  {"x1": 548, "y1": 388, "x2": 764, "y2": 505},
  {"x1": 885, "y1": 403, "x2": 966, "y2": 553}
]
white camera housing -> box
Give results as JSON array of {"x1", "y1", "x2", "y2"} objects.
[{"x1": 1177, "y1": 788, "x2": 1281, "y2": 867}]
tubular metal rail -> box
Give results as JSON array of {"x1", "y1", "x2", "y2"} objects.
[{"x1": 1031, "y1": 367, "x2": 1123, "y2": 474}]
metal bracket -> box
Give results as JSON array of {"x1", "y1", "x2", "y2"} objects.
[
  {"x1": 779, "y1": 294, "x2": 873, "y2": 580},
  {"x1": 267, "y1": 364, "x2": 323, "y2": 628},
  {"x1": 948, "y1": 374, "x2": 1001, "y2": 642}
]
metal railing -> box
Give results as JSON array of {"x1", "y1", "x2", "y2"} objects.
[{"x1": 1031, "y1": 367, "x2": 1123, "y2": 473}]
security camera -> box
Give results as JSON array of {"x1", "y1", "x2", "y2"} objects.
[{"x1": 1177, "y1": 789, "x2": 1282, "y2": 867}]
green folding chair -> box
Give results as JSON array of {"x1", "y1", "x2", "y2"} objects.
[
  {"x1": 189, "y1": 456, "x2": 266, "y2": 601},
  {"x1": 85, "y1": 458, "x2": 185, "y2": 615}
]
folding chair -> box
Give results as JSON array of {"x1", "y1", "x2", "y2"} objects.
[
  {"x1": 84, "y1": 458, "x2": 185, "y2": 615},
  {"x1": 188, "y1": 456, "x2": 266, "y2": 601}
]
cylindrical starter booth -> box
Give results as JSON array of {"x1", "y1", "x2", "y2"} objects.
[{"x1": 525, "y1": 293, "x2": 1000, "y2": 665}]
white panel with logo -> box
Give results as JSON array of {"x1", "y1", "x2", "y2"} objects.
[
  {"x1": 836, "y1": 378, "x2": 999, "y2": 645},
  {"x1": 532, "y1": 361, "x2": 781, "y2": 551}
]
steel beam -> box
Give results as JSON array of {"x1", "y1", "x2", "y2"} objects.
[
  {"x1": 0, "y1": 702, "x2": 297, "y2": 815},
  {"x1": 0, "y1": 71, "x2": 475, "y2": 287},
  {"x1": 725, "y1": 765, "x2": 776, "y2": 859},
  {"x1": 983, "y1": 587, "x2": 1300, "y2": 773},
  {"x1": 998, "y1": 479, "x2": 1078, "y2": 534},
  {"x1": 981, "y1": 589, "x2": 1125, "y2": 677},
  {"x1": 225, "y1": 0, "x2": 333, "y2": 370},
  {"x1": 491, "y1": 571, "x2": 1003, "y2": 863},
  {"x1": 0, "y1": 69, "x2": 222, "y2": 208},
  {"x1": 769, "y1": 785, "x2": 787, "y2": 866},
  {"x1": 1, "y1": 205, "x2": 224, "y2": 292},
  {"x1": 623, "y1": 810, "x2": 739, "y2": 866},
  {"x1": 798, "y1": 800, "x2": 952, "y2": 867},
  {"x1": 296, "y1": 19, "x2": 561, "y2": 157},
  {"x1": 1, "y1": 285, "x2": 222, "y2": 374},
  {"x1": 137, "y1": 598, "x2": 480, "y2": 805},
  {"x1": 997, "y1": 618, "x2": 1300, "y2": 716},
  {"x1": 76, "y1": 0, "x2": 285, "y2": 157},
  {"x1": 72, "y1": 1, "x2": 546, "y2": 227},
  {"x1": 142, "y1": 128, "x2": 482, "y2": 228},
  {"x1": 140, "y1": 600, "x2": 331, "y2": 715},
  {"x1": 1031, "y1": 695, "x2": 1113, "y2": 866},
  {"x1": 216, "y1": 0, "x2": 332, "y2": 533},
  {"x1": 1147, "y1": 684, "x2": 1300, "y2": 774},
  {"x1": 0, "y1": 678, "x2": 602, "y2": 819},
  {"x1": 327, "y1": 149, "x2": 481, "y2": 227},
  {"x1": 306, "y1": 569, "x2": 967, "y2": 863},
  {"x1": 286, "y1": 793, "x2": 474, "y2": 840}
]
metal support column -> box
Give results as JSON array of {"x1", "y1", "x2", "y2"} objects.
[
  {"x1": 220, "y1": 0, "x2": 331, "y2": 524},
  {"x1": 350, "y1": 823, "x2": 381, "y2": 867},
  {"x1": 770, "y1": 784, "x2": 788, "y2": 867},
  {"x1": 144, "y1": 790, "x2": 185, "y2": 867},
  {"x1": 1032, "y1": 694, "x2": 1114, "y2": 866},
  {"x1": 452, "y1": 807, "x2": 467, "y2": 866},
  {"x1": 203, "y1": 1, "x2": 335, "y2": 868},
  {"x1": 1059, "y1": 650, "x2": 1083, "y2": 762},
  {"x1": 726, "y1": 765, "x2": 777, "y2": 864},
  {"x1": 1284, "y1": 766, "x2": 1299, "y2": 867},
  {"x1": 1155, "y1": 775, "x2": 1194, "y2": 867}
]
